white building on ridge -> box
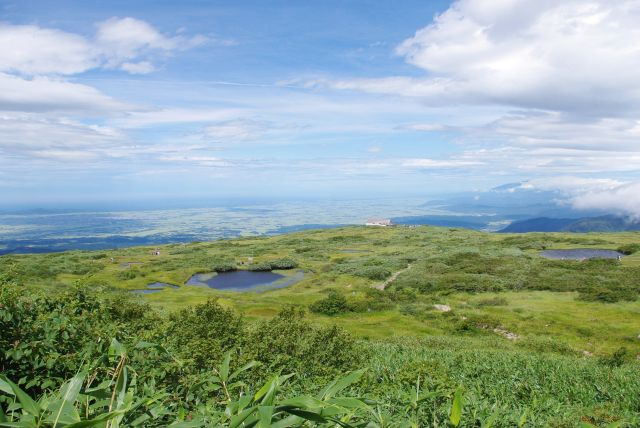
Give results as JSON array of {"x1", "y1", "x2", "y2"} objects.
[{"x1": 365, "y1": 218, "x2": 393, "y2": 227}]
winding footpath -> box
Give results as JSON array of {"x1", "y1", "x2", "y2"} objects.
[{"x1": 373, "y1": 263, "x2": 413, "y2": 290}]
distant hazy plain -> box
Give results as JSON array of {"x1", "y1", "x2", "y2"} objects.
[{"x1": 0, "y1": 198, "x2": 439, "y2": 254}]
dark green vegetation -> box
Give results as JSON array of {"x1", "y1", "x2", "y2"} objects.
[
  {"x1": 2, "y1": 285, "x2": 639, "y2": 427},
  {"x1": 1, "y1": 226, "x2": 640, "y2": 426}
]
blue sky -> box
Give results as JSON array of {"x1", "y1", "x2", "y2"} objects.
[{"x1": 1, "y1": 0, "x2": 640, "y2": 215}]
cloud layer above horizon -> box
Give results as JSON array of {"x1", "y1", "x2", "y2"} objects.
[{"x1": 1, "y1": 0, "x2": 639, "y2": 216}]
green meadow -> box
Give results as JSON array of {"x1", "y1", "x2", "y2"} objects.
[
  {"x1": 4, "y1": 225, "x2": 639, "y2": 355},
  {"x1": 2, "y1": 226, "x2": 640, "y2": 426}
]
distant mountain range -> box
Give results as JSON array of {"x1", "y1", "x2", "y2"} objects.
[
  {"x1": 499, "y1": 215, "x2": 640, "y2": 233},
  {"x1": 392, "y1": 183, "x2": 639, "y2": 233}
]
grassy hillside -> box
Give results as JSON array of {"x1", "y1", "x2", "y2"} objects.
[
  {"x1": 2, "y1": 225, "x2": 640, "y2": 426},
  {"x1": 2, "y1": 225, "x2": 640, "y2": 356}
]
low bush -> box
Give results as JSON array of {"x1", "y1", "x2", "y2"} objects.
[
  {"x1": 269, "y1": 257, "x2": 298, "y2": 269},
  {"x1": 247, "y1": 262, "x2": 272, "y2": 271},
  {"x1": 212, "y1": 260, "x2": 237, "y2": 272},
  {"x1": 309, "y1": 291, "x2": 351, "y2": 315},
  {"x1": 617, "y1": 243, "x2": 640, "y2": 255},
  {"x1": 578, "y1": 287, "x2": 637, "y2": 303}
]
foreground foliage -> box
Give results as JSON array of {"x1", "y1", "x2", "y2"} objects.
[{"x1": 1, "y1": 284, "x2": 639, "y2": 427}]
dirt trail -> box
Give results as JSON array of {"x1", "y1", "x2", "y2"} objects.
[{"x1": 373, "y1": 264, "x2": 412, "y2": 290}]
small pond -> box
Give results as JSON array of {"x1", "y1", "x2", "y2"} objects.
[
  {"x1": 130, "y1": 282, "x2": 179, "y2": 294},
  {"x1": 187, "y1": 270, "x2": 304, "y2": 292},
  {"x1": 540, "y1": 249, "x2": 623, "y2": 260}
]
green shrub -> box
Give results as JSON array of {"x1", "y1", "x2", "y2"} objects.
[
  {"x1": 578, "y1": 287, "x2": 637, "y2": 303},
  {"x1": 309, "y1": 291, "x2": 351, "y2": 316},
  {"x1": 164, "y1": 299, "x2": 244, "y2": 369},
  {"x1": 599, "y1": 347, "x2": 629, "y2": 367},
  {"x1": 617, "y1": 243, "x2": 640, "y2": 255},
  {"x1": 246, "y1": 306, "x2": 362, "y2": 378},
  {"x1": 269, "y1": 258, "x2": 298, "y2": 269},
  {"x1": 247, "y1": 262, "x2": 272, "y2": 271},
  {"x1": 117, "y1": 269, "x2": 137, "y2": 280},
  {"x1": 213, "y1": 260, "x2": 237, "y2": 272}
]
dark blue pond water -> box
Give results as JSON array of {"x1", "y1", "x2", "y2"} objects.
[
  {"x1": 187, "y1": 270, "x2": 304, "y2": 292},
  {"x1": 541, "y1": 249, "x2": 623, "y2": 260}
]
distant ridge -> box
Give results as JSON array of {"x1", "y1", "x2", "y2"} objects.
[{"x1": 499, "y1": 215, "x2": 640, "y2": 233}]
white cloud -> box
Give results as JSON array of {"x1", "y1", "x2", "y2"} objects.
[
  {"x1": 334, "y1": 0, "x2": 640, "y2": 115},
  {"x1": 95, "y1": 17, "x2": 206, "y2": 73},
  {"x1": 0, "y1": 23, "x2": 96, "y2": 74},
  {"x1": 203, "y1": 119, "x2": 271, "y2": 142},
  {"x1": 400, "y1": 123, "x2": 449, "y2": 132},
  {"x1": 0, "y1": 18, "x2": 206, "y2": 76},
  {"x1": 403, "y1": 158, "x2": 484, "y2": 168},
  {"x1": 571, "y1": 182, "x2": 640, "y2": 219},
  {"x1": 0, "y1": 113, "x2": 125, "y2": 161},
  {"x1": 120, "y1": 61, "x2": 155, "y2": 74},
  {"x1": 520, "y1": 176, "x2": 625, "y2": 193},
  {"x1": 0, "y1": 72, "x2": 129, "y2": 113}
]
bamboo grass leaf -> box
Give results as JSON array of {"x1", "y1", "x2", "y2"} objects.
[
  {"x1": 0, "y1": 376, "x2": 40, "y2": 418},
  {"x1": 449, "y1": 388, "x2": 463, "y2": 427}
]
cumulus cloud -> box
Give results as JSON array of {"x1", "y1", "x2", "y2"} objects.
[
  {"x1": 0, "y1": 72, "x2": 129, "y2": 113},
  {"x1": 333, "y1": 0, "x2": 640, "y2": 115},
  {"x1": 95, "y1": 17, "x2": 207, "y2": 72},
  {"x1": 0, "y1": 23, "x2": 96, "y2": 74},
  {"x1": 0, "y1": 17, "x2": 206, "y2": 76},
  {"x1": 571, "y1": 182, "x2": 640, "y2": 219}
]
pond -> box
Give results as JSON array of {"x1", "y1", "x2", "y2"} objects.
[
  {"x1": 187, "y1": 270, "x2": 304, "y2": 292},
  {"x1": 540, "y1": 249, "x2": 623, "y2": 260},
  {"x1": 130, "y1": 282, "x2": 179, "y2": 294}
]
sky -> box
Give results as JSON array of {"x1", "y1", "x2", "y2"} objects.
[{"x1": 1, "y1": 0, "x2": 640, "y2": 215}]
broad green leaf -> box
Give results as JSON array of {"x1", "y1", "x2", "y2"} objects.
[
  {"x1": 108, "y1": 338, "x2": 126, "y2": 361},
  {"x1": 320, "y1": 369, "x2": 366, "y2": 400},
  {"x1": 327, "y1": 397, "x2": 369, "y2": 410},
  {"x1": 64, "y1": 410, "x2": 124, "y2": 428},
  {"x1": 50, "y1": 372, "x2": 85, "y2": 427},
  {"x1": 0, "y1": 379, "x2": 12, "y2": 395},
  {"x1": 0, "y1": 376, "x2": 40, "y2": 418},
  {"x1": 278, "y1": 396, "x2": 325, "y2": 409},
  {"x1": 271, "y1": 414, "x2": 303, "y2": 428},
  {"x1": 228, "y1": 361, "x2": 260, "y2": 383},
  {"x1": 283, "y1": 408, "x2": 328, "y2": 423},
  {"x1": 449, "y1": 388, "x2": 463, "y2": 428},
  {"x1": 254, "y1": 376, "x2": 278, "y2": 404},
  {"x1": 220, "y1": 352, "x2": 231, "y2": 382},
  {"x1": 258, "y1": 405, "x2": 274, "y2": 427},
  {"x1": 229, "y1": 406, "x2": 257, "y2": 428},
  {"x1": 114, "y1": 366, "x2": 128, "y2": 411}
]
